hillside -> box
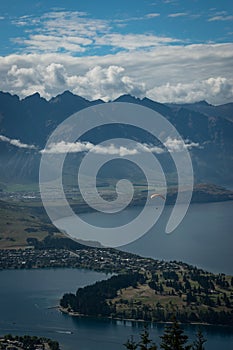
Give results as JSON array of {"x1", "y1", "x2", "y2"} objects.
[
  {"x1": 0, "y1": 199, "x2": 59, "y2": 248},
  {"x1": 60, "y1": 260, "x2": 233, "y2": 326}
]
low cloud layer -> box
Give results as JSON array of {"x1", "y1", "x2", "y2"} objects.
[
  {"x1": 164, "y1": 137, "x2": 200, "y2": 152},
  {"x1": 0, "y1": 135, "x2": 37, "y2": 149},
  {"x1": 0, "y1": 133, "x2": 200, "y2": 157},
  {"x1": 41, "y1": 141, "x2": 139, "y2": 156},
  {"x1": 41, "y1": 138, "x2": 200, "y2": 156}
]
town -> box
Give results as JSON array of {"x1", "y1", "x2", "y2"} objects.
[{"x1": 0, "y1": 245, "x2": 183, "y2": 273}]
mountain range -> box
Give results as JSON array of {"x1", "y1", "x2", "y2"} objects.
[{"x1": 0, "y1": 90, "x2": 232, "y2": 187}]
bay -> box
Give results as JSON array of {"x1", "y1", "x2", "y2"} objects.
[{"x1": 0, "y1": 269, "x2": 233, "y2": 350}]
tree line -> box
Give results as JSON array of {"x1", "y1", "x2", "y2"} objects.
[{"x1": 124, "y1": 319, "x2": 206, "y2": 350}]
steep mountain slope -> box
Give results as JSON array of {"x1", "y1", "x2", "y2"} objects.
[{"x1": 0, "y1": 91, "x2": 232, "y2": 186}]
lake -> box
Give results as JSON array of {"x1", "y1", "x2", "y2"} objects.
[
  {"x1": 0, "y1": 201, "x2": 233, "y2": 349},
  {"x1": 64, "y1": 201, "x2": 233, "y2": 274},
  {"x1": 123, "y1": 201, "x2": 233, "y2": 275},
  {"x1": 0, "y1": 268, "x2": 233, "y2": 350}
]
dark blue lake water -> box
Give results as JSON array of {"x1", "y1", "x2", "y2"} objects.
[{"x1": 72, "y1": 201, "x2": 233, "y2": 274}]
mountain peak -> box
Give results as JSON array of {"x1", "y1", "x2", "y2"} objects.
[
  {"x1": 194, "y1": 100, "x2": 211, "y2": 106},
  {"x1": 49, "y1": 90, "x2": 89, "y2": 104},
  {"x1": 59, "y1": 90, "x2": 75, "y2": 97},
  {"x1": 113, "y1": 94, "x2": 142, "y2": 103},
  {"x1": 21, "y1": 92, "x2": 48, "y2": 107},
  {"x1": 0, "y1": 91, "x2": 20, "y2": 101},
  {"x1": 23, "y1": 92, "x2": 41, "y2": 100}
]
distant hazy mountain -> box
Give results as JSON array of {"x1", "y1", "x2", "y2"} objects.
[
  {"x1": 166, "y1": 100, "x2": 233, "y2": 122},
  {"x1": 0, "y1": 91, "x2": 232, "y2": 186}
]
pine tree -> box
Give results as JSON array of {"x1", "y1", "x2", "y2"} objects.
[
  {"x1": 124, "y1": 320, "x2": 208, "y2": 350},
  {"x1": 124, "y1": 335, "x2": 138, "y2": 350},
  {"x1": 192, "y1": 329, "x2": 206, "y2": 350},
  {"x1": 124, "y1": 327, "x2": 158, "y2": 350},
  {"x1": 160, "y1": 319, "x2": 192, "y2": 350},
  {"x1": 139, "y1": 326, "x2": 157, "y2": 350}
]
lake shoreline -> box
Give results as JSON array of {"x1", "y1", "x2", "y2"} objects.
[{"x1": 58, "y1": 306, "x2": 233, "y2": 330}]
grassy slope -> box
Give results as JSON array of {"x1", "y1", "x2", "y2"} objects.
[
  {"x1": 0, "y1": 200, "x2": 60, "y2": 248},
  {"x1": 110, "y1": 268, "x2": 233, "y2": 322}
]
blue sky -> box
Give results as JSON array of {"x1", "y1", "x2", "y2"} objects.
[{"x1": 0, "y1": 0, "x2": 232, "y2": 104}]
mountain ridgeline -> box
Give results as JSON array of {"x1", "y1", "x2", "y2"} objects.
[{"x1": 0, "y1": 91, "x2": 232, "y2": 186}]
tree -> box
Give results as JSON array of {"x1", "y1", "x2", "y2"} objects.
[
  {"x1": 192, "y1": 329, "x2": 206, "y2": 350},
  {"x1": 160, "y1": 319, "x2": 192, "y2": 350},
  {"x1": 139, "y1": 326, "x2": 157, "y2": 350},
  {"x1": 124, "y1": 327, "x2": 157, "y2": 350},
  {"x1": 124, "y1": 336, "x2": 138, "y2": 350},
  {"x1": 123, "y1": 320, "x2": 207, "y2": 350}
]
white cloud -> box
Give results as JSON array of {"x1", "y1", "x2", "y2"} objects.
[
  {"x1": 0, "y1": 135, "x2": 37, "y2": 149},
  {"x1": 13, "y1": 34, "x2": 92, "y2": 54},
  {"x1": 41, "y1": 139, "x2": 199, "y2": 155},
  {"x1": 6, "y1": 10, "x2": 232, "y2": 105},
  {"x1": 145, "y1": 13, "x2": 161, "y2": 19},
  {"x1": 0, "y1": 42, "x2": 233, "y2": 104},
  {"x1": 12, "y1": 11, "x2": 109, "y2": 54},
  {"x1": 140, "y1": 144, "x2": 164, "y2": 154},
  {"x1": 147, "y1": 77, "x2": 233, "y2": 104},
  {"x1": 41, "y1": 140, "x2": 139, "y2": 156},
  {"x1": 208, "y1": 15, "x2": 233, "y2": 22},
  {"x1": 168, "y1": 13, "x2": 188, "y2": 18},
  {"x1": 11, "y1": 10, "x2": 182, "y2": 55},
  {"x1": 95, "y1": 33, "x2": 181, "y2": 50},
  {"x1": 113, "y1": 13, "x2": 160, "y2": 25},
  {"x1": 67, "y1": 65, "x2": 146, "y2": 101},
  {"x1": 164, "y1": 137, "x2": 200, "y2": 152}
]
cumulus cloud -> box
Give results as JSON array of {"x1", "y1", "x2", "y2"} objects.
[
  {"x1": 66, "y1": 65, "x2": 146, "y2": 101},
  {"x1": 0, "y1": 135, "x2": 37, "y2": 149},
  {"x1": 147, "y1": 77, "x2": 233, "y2": 104},
  {"x1": 0, "y1": 42, "x2": 233, "y2": 104}
]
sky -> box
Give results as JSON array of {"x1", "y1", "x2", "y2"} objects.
[{"x1": 0, "y1": 0, "x2": 232, "y2": 104}]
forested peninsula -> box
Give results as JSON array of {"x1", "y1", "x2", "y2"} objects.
[{"x1": 60, "y1": 260, "x2": 233, "y2": 326}]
